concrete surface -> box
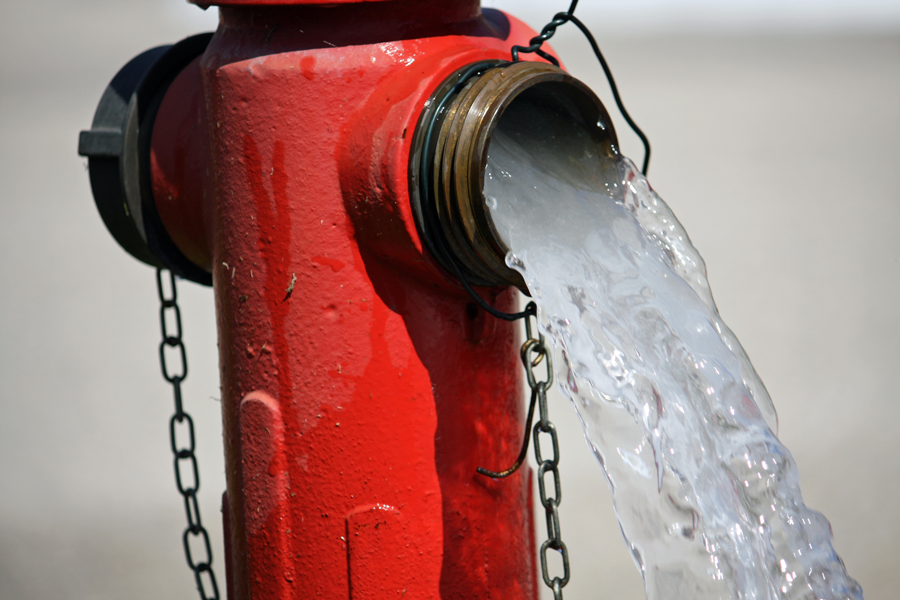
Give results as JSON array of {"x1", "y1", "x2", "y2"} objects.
[{"x1": 0, "y1": 1, "x2": 897, "y2": 599}]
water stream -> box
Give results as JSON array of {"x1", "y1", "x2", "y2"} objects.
[{"x1": 483, "y1": 102, "x2": 863, "y2": 600}]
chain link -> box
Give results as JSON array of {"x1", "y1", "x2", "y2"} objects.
[
  {"x1": 156, "y1": 268, "x2": 220, "y2": 600},
  {"x1": 521, "y1": 306, "x2": 570, "y2": 600}
]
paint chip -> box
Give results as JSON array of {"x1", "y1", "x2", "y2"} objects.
[{"x1": 284, "y1": 272, "x2": 297, "y2": 300}]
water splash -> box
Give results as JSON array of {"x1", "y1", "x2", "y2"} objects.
[{"x1": 483, "y1": 107, "x2": 862, "y2": 599}]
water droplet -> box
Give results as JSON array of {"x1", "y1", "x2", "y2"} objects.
[{"x1": 505, "y1": 253, "x2": 525, "y2": 271}]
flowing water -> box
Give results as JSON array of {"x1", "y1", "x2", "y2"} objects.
[{"x1": 482, "y1": 102, "x2": 863, "y2": 600}]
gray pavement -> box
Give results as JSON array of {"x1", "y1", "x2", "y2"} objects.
[{"x1": 1, "y1": 1, "x2": 897, "y2": 599}]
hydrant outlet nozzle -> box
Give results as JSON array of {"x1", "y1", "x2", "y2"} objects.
[{"x1": 409, "y1": 60, "x2": 619, "y2": 293}]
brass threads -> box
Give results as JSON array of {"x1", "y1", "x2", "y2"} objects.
[{"x1": 409, "y1": 61, "x2": 619, "y2": 292}]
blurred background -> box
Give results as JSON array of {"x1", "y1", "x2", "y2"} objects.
[{"x1": 1, "y1": 0, "x2": 897, "y2": 598}]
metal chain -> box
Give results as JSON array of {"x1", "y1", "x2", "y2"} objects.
[
  {"x1": 522, "y1": 306, "x2": 570, "y2": 600},
  {"x1": 474, "y1": 301, "x2": 571, "y2": 597},
  {"x1": 510, "y1": 0, "x2": 652, "y2": 175},
  {"x1": 156, "y1": 268, "x2": 220, "y2": 600}
]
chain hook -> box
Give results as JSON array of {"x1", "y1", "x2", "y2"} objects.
[
  {"x1": 476, "y1": 302, "x2": 542, "y2": 478},
  {"x1": 510, "y1": 0, "x2": 651, "y2": 175}
]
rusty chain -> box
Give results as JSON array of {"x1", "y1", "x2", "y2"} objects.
[{"x1": 157, "y1": 268, "x2": 220, "y2": 600}]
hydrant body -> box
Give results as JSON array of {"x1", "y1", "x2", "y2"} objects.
[{"x1": 140, "y1": 1, "x2": 551, "y2": 598}]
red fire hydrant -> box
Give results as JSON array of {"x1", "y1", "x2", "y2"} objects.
[{"x1": 78, "y1": 1, "x2": 573, "y2": 598}]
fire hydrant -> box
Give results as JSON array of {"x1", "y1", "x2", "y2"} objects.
[{"x1": 78, "y1": 1, "x2": 618, "y2": 598}]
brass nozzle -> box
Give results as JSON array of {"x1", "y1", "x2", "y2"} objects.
[{"x1": 410, "y1": 60, "x2": 619, "y2": 292}]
